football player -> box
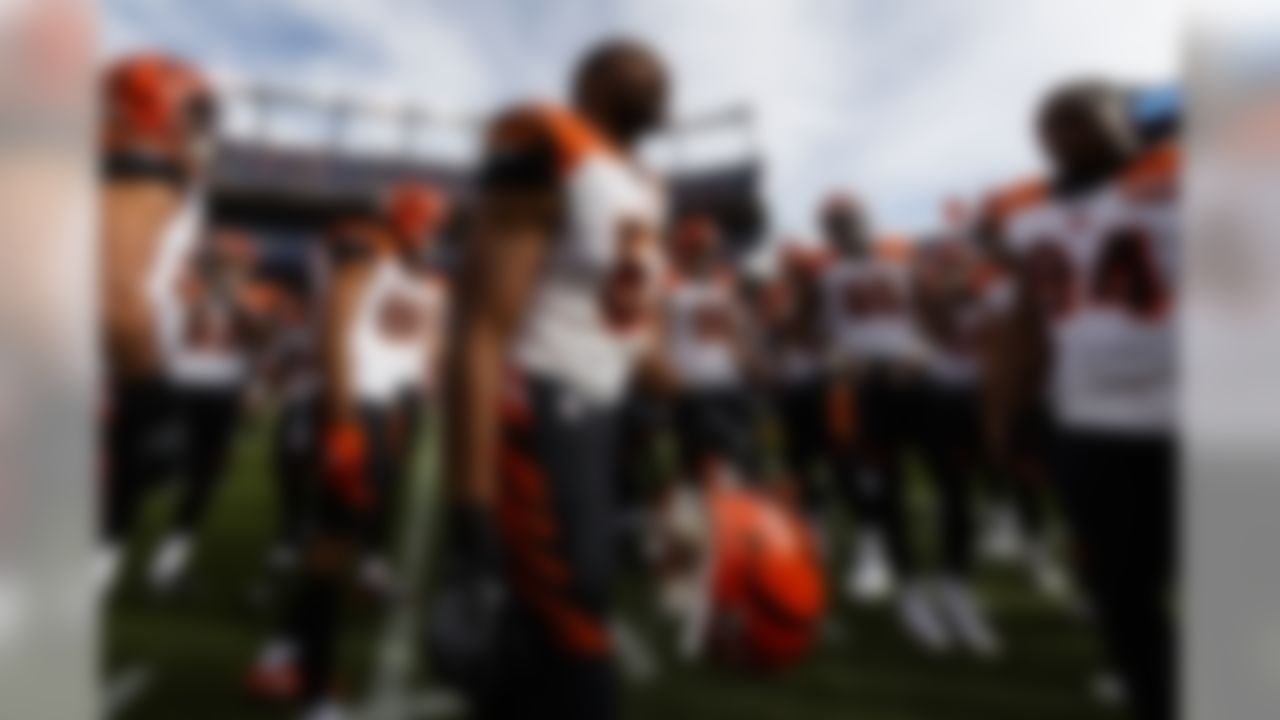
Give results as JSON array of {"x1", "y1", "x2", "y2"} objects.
[
  {"x1": 428, "y1": 38, "x2": 670, "y2": 720},
  {"x1": 817, "y1": 195, "x2": 951, "y2": 652},
  {"x1": 248, "y1": 182, "x2": 447, "y2": 720},
  {"x1": 354, "y1": 182, "x2": 450, "y2": 596},
  {"x1": 1001, "y1": 80, "x2": 1177, "y2": 720},
  {"x1": 911, "y1": 231, "x2": 1003, "y2": 657},
  {"x1": 974, "y1": 181, "x2": 1068, "y2": 600},
  {"x1": 98, "y1": 53, "x2": 217, "y2": 594},
  {"x1": 147, "y1": 229, "x2": 265, "y2": 593},
  {"x1": 765, "y1": 242, "x2": 831, "y2": 536},
  {"x1": 663, "y1": 214, "x2": 757, "y2": 484}
]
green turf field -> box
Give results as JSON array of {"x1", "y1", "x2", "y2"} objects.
[{"x1": 105, "y1": 412, "x2": 1122, "y2": 720}]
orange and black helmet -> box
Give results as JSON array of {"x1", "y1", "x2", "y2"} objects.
[
  {"x1": 101, "y1": 53, "x2": 216, "y2": 160},
  {"x1": 381, "y1": 181, "x2": 449, "y2": 251}
]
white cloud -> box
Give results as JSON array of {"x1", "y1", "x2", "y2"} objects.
[{"x1": 104, "y1": 0, "x2": 1180, "y2": 232}]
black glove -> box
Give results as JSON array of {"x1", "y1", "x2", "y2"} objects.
[{"x1": 424, "y1": 501, "x2": 506, "y2": 694}]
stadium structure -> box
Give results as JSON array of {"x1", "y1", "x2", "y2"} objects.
[{"x1": 209, "y1": 83, "x2": 767, "y2": 259}]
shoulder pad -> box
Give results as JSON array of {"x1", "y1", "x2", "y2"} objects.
[{"x1": 484, "y1": 103, "x2": 613, "y2": 183}]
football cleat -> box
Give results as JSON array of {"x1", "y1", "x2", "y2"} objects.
[
  {"x1": 382, "y1": 181, "x2": 448, "y2": 252},
  {"x1": 1026, "y1": 537, "x2": 1070, "y2": 601},
  {"x1": 980, "y1": 502, "x2": 1024, "y2": 563},
  {"x1": 895, "y1": 580, "x2": 952, "y2": 655},
  {"x1": 936, "y1": 577, "x2": 1001, "y2": 659},
  {"x1": 844, "y1": 529, "x2": 896, "y2": 604}
]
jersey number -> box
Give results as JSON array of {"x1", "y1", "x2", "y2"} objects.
[
  {"x1": 378, "y1": 294, "x2": 428, "y2": 341},
  {"x1": 1092, "y1": 226, "x2": 1169, "y2": 319},
  {"x1": 1027, "y1": 225, "x2": 1168, "y2": 321}
]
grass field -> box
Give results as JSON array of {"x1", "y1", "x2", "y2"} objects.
[{"x1": 105, "y1": 411, "x2": 1122, "y2": 720}]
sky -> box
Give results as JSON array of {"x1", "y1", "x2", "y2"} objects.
[{"x1": 104, "y1": 0, "x2": 1181, "y2": 236}]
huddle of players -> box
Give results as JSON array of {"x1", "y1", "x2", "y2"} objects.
[
  {"x1": 98, "y1": 38, "x2": 1175, "y2": 720},
  {"x1": 751, "y1": 79, "x2": 1176, "y2": 720},
  {"x1": 427, "y1": 46, "x2": 1174, "y2": 720}
]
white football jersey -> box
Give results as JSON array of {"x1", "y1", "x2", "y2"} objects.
[
  {"x1": 765, "y1": 269, "x2": 824, "y2": 384},
  {"x1": 169, "y1": 291, "x2": 247, "y2": 388},
  {"x1": 147, "y1": 188, "x2": 206, "y2": 377},
  {"x1": 1006, "y1": 145, "x2": 1178, "y2": 433},
  {"x1": 821, "y1": 255, "x2": 922, "y2": 364},
  {"x1": 918, "y1": 242, "x2": 987, "y2": 387},
  {"x1": 349, "y1": 256, "x2": 446, "y2": 404},
  {"x1": 923, "y1": 302, "x2": 983, "y2": 387},
  {"x1": 666, "y1": 271, "x2": 742, "y2": 390},
  {"x1": 510, "y1": 107, "x2": 666, "y2": 406}
]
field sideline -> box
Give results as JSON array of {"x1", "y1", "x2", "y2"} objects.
[{"x1": 105, "y1": 411, "x2": 1121, "y2": 720}]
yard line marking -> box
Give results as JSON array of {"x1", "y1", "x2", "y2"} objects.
[{"x1": 363, "y1": 413, "x2": 444, "y2": 720}]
